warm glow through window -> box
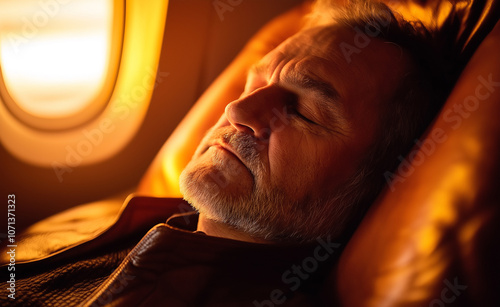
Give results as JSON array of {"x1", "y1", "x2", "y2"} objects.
[
  {"x1": 0, "y1": 0, "x2": 114, "y2": 118},
  {"x1": 0, "y1": 0, "x2": 167, "y2": 167}
]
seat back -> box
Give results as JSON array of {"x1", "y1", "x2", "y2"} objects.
[{"x1": 335, "y1": 1, "x2": 500, "y2": 305}]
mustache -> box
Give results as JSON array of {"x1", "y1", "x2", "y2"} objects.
[{"x1": 204, "y1": 127, "x2": 264, "y2": 170}]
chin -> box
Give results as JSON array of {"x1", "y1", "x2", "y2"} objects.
[{"x1": 179, "y1": 157, "x2": 252, "y2": 210}]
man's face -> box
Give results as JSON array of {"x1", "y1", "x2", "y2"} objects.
[{"x1": 180, "y1": 24, "x2": 411, "y2": 242}]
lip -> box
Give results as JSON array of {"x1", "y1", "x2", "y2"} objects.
[
  {"x1": 211, "y1": 141, "x2": 249, "y2": 168},
  {"x1": 208, "y1": 140, "x2": 257, "y2": 181},
  {"x1": 213, "y1": 141, "x2": 240, "y2": 160}
]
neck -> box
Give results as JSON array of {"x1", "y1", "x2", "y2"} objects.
[{"x1": 197, "y1": 214, "x2": 271, "y2": 244}]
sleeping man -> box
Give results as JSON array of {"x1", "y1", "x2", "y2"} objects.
[
  {"x1": 179, "y1": 1, "x2": 444, "y2": 244},
  {"x1": 1, "y1": 0, "x2": 448, "y2": 306}
]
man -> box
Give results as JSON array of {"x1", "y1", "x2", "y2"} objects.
[
  {"x1": 180, "y1": 1, "x2": 443, "y2": 244},
  {"x1": 1, "y1": 0, "x2": 446, "y2": 306}
]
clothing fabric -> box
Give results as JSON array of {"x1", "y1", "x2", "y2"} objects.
[{"x1": 0, "y1": 196, "x2": 340, "y2": 306}]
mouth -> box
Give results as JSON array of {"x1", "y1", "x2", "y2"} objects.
[
  {"x1": 211, "y1": 141, "x2": 254, "y2": 176},
  {"x1": 213, "y1": 141, "x2": 242, "y2": 162}
]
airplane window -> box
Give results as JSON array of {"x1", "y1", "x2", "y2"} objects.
[
  {"x1": 0, "y1": 0, "x2": 167, "y2": 167},
  {"x1": 0, "y1": 0, "x2": 116, "y2": 129}
]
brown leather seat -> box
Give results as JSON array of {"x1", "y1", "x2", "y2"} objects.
[{"x1": 334, "y1": 1, "x2": 500, "y2": 306}]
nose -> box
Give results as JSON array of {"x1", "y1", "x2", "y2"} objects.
[{"x1": 224, "y1": 85, "x2": 289, "y2": 140}]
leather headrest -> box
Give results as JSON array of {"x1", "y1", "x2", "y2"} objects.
[
  {"x1": 335, "y1": 1, "x2": 500, "y2": 306},
  {"x1": 388, "y1": 0, "x2": 499, "y2": 64}
]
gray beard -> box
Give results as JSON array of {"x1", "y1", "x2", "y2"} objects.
[{"x1": 179, "y1": 128, "x2": 350, "y2": 243}]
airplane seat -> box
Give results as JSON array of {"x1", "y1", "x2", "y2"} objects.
[{"x1": 331, "y1": 0, "x2": 500, "y2": 306}]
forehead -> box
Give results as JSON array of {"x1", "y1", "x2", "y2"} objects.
[{"x1": 258, "y1": 24, "x2": 412, "y2": 113}]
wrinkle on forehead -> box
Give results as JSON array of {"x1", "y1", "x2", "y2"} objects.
[
  {"x1": 274, "y1": 25, "x2": 378, "y2": 101},
  {"x1": 254, "y1": 23, "x2": 412, "y2": 130}
]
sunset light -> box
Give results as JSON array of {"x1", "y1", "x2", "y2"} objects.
[{"x1": 0, "y1": 0, "x2": 114, "y2": 119}]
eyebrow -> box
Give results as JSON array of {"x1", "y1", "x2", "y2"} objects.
[
  {"x1": 249, "y1": 63, "x2": 350, "y2": 134},
  {"x1": 250, "y1": 63, "x2": 340, "y2": 101},
  {"x1": 285, "y1": 70, "x2": 341, "y2": 103}
]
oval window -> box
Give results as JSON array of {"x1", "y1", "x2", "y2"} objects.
[{"x1": 0, "y1": 0, "x2": 120, "y2": 130}]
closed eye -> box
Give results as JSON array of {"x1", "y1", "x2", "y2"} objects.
[
  {"x1": 286, "y1": 94, "x2": 318, "y2": 125},
  {"x1": 296, "y1": 111, "x2": 316, "y2": 124}
]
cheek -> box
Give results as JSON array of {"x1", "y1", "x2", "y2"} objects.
[
  {"x1": 266, "y1": 134, "x2": 330, "y2": 198},
  {"x1": 307, "y1": 144, "x2": 345, "y2": 192},
  {"x1": 267, "y1": 131, "x2": 361, "y2": 203}
]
